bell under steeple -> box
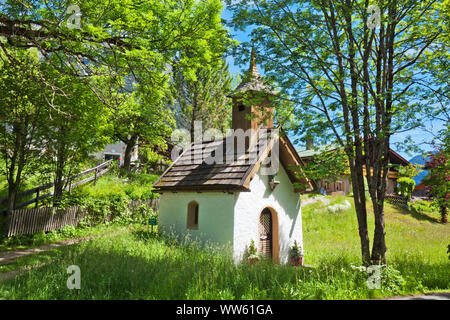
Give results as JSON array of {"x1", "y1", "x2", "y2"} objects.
[{"x1": 228, "y1": 46, "x2": 276, "y2": 132}]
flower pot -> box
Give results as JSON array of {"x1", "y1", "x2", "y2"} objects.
[
  {"x1": 291, "y1": 256, "x2": 303, "y2": 266},
  {"x1": 248, "y1": 257, "x2": 260, "y2": 265}
]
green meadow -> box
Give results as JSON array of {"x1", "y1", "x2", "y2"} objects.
[{"x1": 0, "y1": 196, "x2": 448, "y2": 300}]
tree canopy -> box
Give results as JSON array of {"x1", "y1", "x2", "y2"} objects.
[{"x1": 226, "y1": 0, "x2": 448, "y2": 265}]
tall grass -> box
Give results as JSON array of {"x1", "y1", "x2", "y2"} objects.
[
  {"x1": 0, "y1": 231, "x2": 387, "y2": 300},
  {"x1": 76, "y1": 172, "x2": 159, "y2": 200},
  {"x1": 0, "y1": 196, "x2": 448, "y2": 300}
]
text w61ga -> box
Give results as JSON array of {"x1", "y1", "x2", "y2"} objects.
[{"x1": 220, "y1": 304, "x2": 273, "y2": 315}]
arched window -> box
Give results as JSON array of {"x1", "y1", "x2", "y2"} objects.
[{"x1": 187, "y1": 201, "x2": 199, "y2": 230}]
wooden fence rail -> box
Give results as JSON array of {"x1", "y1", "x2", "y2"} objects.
[
  {"x1": 0, "y1": 160, "x2": 112, "y2": 214},
  {"x1": 6, "y1": 206, "x2": 86, "y2": 237},
  {"x1": 4, "y1": 198, "x2": 160, "y2": 237},
  {"x1": 385, "y1": 194, "x2": 408, "y2": 209}
]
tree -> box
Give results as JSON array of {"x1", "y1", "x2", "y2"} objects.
[
  {"x1": 397, "y1": 164, "x2": 424, "y2": 180},
  {"x1": 0, "y1": 48, "x2": 47, "y2": 214},
  {"x1": 170, "y1": 59, "x2": 233, "y2": 142},
  {"x1": 0, "y1": 0, "x2": 230, "y2": 99},
  {"x1": 298, "y1": 146, "x2": 349, "y2": 191},
  {"x1": 424, "y1": 148, "x2": 449, "y2": 223},
  {"x1": 396, "y1": 163, "x2": 423, "y2": 199},
  {"x1": 397, "y1": 177, "x2": 415, "y2": 199},
  {"x1": 1, "y1": 0, "x2": 232, "y2": 174},
  {"x1": 106, "y1": 85, "x2": 175, "y2": 172},
  {"x1": 39, "y1": 69, "x2": 109, "y2": 205},
  {"x1": 226, "y1": 0, "x2": 446, "y2": 264}
]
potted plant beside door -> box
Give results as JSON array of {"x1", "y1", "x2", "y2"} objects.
[
  {"x1": 247, "y1": 240, "x2": 262, "y2": 265},
  {"x1": 290, "y1": 240, "x2": 303, "y2": 266}
]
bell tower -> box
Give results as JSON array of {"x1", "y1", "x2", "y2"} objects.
[{"x1": 228, "y1": 47, "x2": 275, "y2": 132}]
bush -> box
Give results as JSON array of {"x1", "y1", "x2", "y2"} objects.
[
  {"x1": 398, "y1": 177, "x2": 415, "y2": 199},
  {"x1": 409, "y1": 200, "x2": 436, "y2": 214}
]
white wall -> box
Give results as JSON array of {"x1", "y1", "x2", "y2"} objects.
[
  {"x1": 158, "y1": 192, "x2": 235, "y2": 248},
  {"x1": 157, "y1": 164, "x2": 303, "y2": 265},
  {"x1": 233, "y1": 164, "x2": 303, "y2": 264}
]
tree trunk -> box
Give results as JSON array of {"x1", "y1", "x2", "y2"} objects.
[
  {"x1": 371, "y1": 200, "x2": 387, "y2": 264},
  {"x1": 441, "y1": 205, "x2": 448, "y2": 224},
  {"x1": 7, "y1": 181, "x2": 18, "y2": 214},
  {"x1": 123, "y1": 136, "x2": 137, "y2": 171},
  {"x1": 349, "y1": 159, "x2": 371, "y2": 266},
  {"x1": 190, "y1": 95, "x2": 198, "y2": 144},
  {"x1": 53, "y1": 152, "x2": 65, "y2": 206},
  {"x1": 6, "y1": 123, "x2": 26, "y2": 215},
  {"x1": 343, "y1": 1, "x2": 371, "y2": 266},
  {"x1": 53, "y1": 124, "x2": 68, "y2": 206}
]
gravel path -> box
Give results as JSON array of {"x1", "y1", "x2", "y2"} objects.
[
  {"x1": 0, "y1": 230, "x2": 129, "y2": 283},
  {"x1": 301, "y1": 195, "x2": 331, "y2": 207},
  {"x1": 385, "y1": 292, "x2": 450, "y2": 300},
  {"x1": 0, "y1": 230, "x2": 129, "y2": 266}
]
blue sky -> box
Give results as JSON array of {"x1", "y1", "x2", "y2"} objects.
[{"x1": 221, "y1": 8, "x2": 443, "y2": 161}]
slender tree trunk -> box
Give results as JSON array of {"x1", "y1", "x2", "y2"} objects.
[
  {"x1": 123, "y1": 136, "x2": 137, "y2": 171},
  {"x1": 53, "y1": 148, "x2": 66, "y2": 206},
  {"x1": 7, "y1": 181, "x2": 19, "y2": 213},
  {"x1": 343, "y1": 0, "x2": 371, "y2": 266},
  {"x1": 370, "y1": 1, "x2": 398, "y2": 265},
  {"x1": 441, "y1": 205, "x2": 448, "y2": 224},
  {"x1": 350, "y1": 161, "x2": 371, "y2": 265},
  {"x1": 6, "y1": 123, "x2": 26, "y2": 214},
  {"x1": 53, "y1": 123, "x2": 69, "y2": 206}
]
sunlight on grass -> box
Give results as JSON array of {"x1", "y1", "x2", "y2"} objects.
[{"x1": 0, "y1": 196, "x2": 448, "y2": 300}]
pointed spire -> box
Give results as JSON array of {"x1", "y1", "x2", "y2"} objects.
[
  {"x1": 227, "y1": 43, "x2": 277, "y2": 98},
  {"x1": 248, "y1": 46, "x2": 260, "y2": 78}
]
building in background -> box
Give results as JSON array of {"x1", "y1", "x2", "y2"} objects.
[
  {"x1": 92, "y1": 141, "x2": 138, "y2": 167},
  {"x1": 297, "y1": 144, "x2": 410, "y2": 196}
]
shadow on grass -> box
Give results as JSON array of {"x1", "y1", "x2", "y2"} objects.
[
  {"x1": 409, "y1": 209, "x2": 440, "y2": 223},
  {"x1": 0, "y1": 232, "x2": 240, "y2": 299},
  {"x1": 389, "y1": 203, "x2": 440, "y2": 224},
  {"x1": 1, "y1": 232, "x2": 448, "y2": 300}
]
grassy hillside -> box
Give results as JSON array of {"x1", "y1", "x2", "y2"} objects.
[{"x1": 0, "y1": 196, "x2": 448, "y2": 300}]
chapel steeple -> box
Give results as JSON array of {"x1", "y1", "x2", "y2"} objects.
[{"x1": 228, "y1": 47, "x2": 276, "y2": 132}]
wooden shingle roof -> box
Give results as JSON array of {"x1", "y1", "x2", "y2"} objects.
[{"x1": 153, "y1": 128, "x2": 312, "y2": 193}]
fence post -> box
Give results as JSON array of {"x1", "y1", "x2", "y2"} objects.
[
  {"x1": 35, "y1": 188, "x2": 40, "y2": 208},
  {"x1": 94, "y1": 167, "x2": 98, "y2": 185}
]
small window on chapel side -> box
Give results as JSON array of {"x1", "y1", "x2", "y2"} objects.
[{"x1": 187, "y1": 201, "x2": 199, "y2": 230}]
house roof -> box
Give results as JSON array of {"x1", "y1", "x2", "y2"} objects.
[
  {"x1": 296, "y1": 144, "x2": 340, "y2": 158},
  {"x1": 296, "y1": 143, "x2": 410, "y2": 167},
  {"x1": 153, "y1": 128, "x2": 311, "y2": 193},
  {"x1": 388, "y1": 149, "x2": 410, "y2": 166}
]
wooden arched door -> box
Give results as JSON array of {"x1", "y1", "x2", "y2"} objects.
[{"x1": 259, "y1": 208, "x2": 273, "y2": 258}]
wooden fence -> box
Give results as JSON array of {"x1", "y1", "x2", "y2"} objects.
[
  {"x1": 6, "y1": 206, "x2": 86, "y2": 237},
  {"x1": 385, "y1": 194, "x2": 408, "y2": 208},
  {"x1": 129, "y1": 198, "x2": 160, "y2": 211},
  {"x1": 4, "y1": 197, "x2": 160, "y2": 237},
  {"x1": 0, "y1": 160, "x2": 112, "y2": 214}
]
